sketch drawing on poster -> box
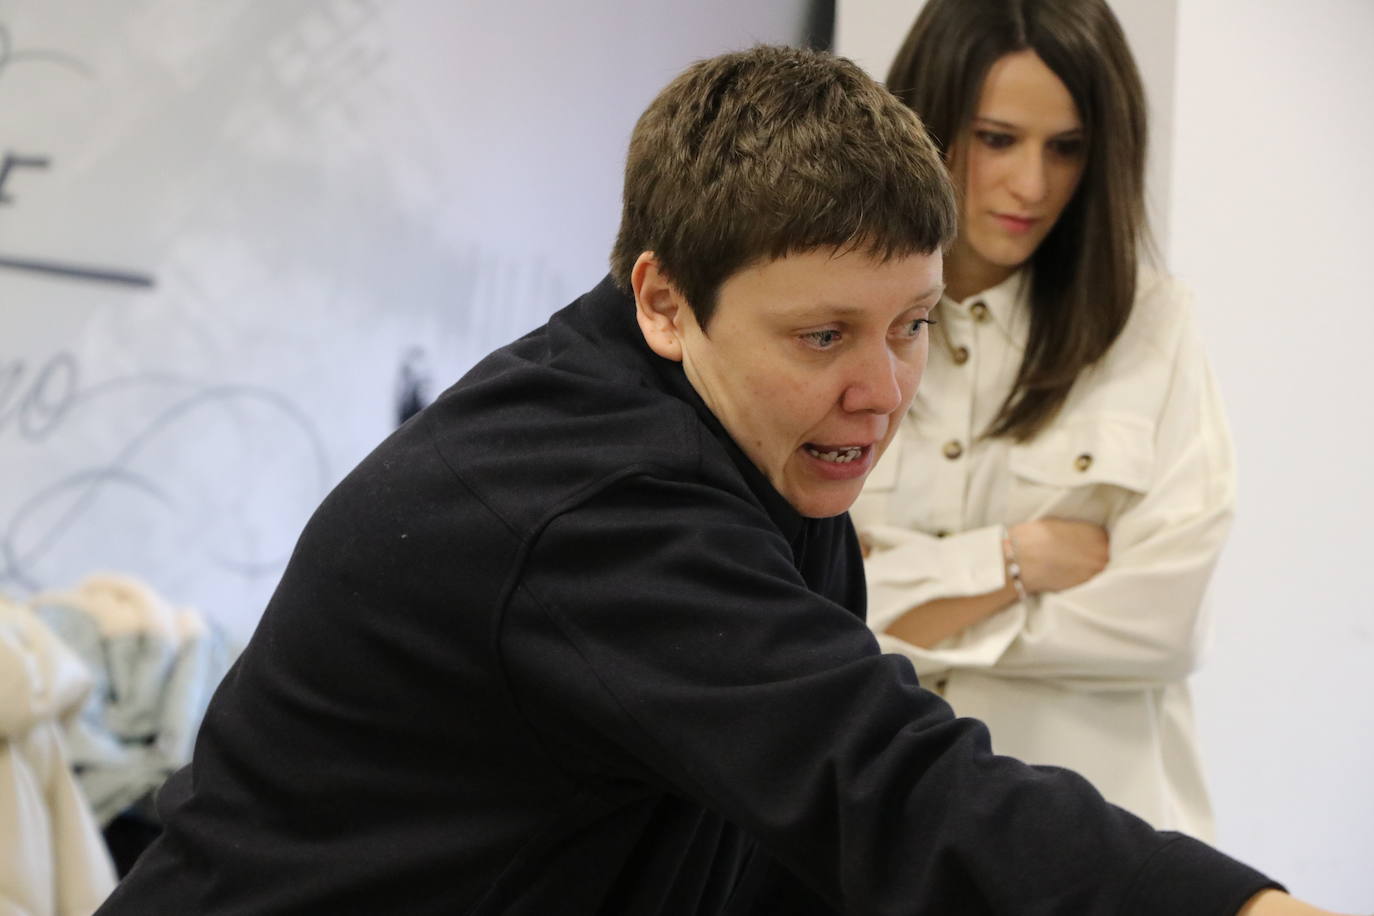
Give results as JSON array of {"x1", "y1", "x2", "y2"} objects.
[{"x1": 0, "y1": 17, "x2": 330, "y2": 629}]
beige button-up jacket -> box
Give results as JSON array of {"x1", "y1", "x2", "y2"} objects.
[{"x1": 851, "y1": 269, "x2": 1235, "y2": 840}]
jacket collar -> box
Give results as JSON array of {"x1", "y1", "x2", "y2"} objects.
[
  {"x1": 943, "y1": 270, "x2": 1029, "y2": 347},
  {"x1": 578, "y1": 275, "x2": 808, "y2": 546}
]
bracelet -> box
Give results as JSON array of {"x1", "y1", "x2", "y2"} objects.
[{"x1": 1002, "y1": 525, "x2": 1028, "y2": 603}]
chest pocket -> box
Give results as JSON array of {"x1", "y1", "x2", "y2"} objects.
[{"x1": 1006, "y1": 413, "x2": 1155, "y2": 526}]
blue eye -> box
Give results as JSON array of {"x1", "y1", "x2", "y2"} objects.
[
  {"x1": 900, "y1": 317, "x2": 935, "y2": 338},
  {"x1": 802, "y1": 329, "x2": 842, "y2": 349}
]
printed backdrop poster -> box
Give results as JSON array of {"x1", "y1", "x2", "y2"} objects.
[{"x1": 0, "y1": 0, "x2": 809, "y2": 638}]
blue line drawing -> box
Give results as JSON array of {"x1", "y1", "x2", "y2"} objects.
[
  {"x1": 0, "y1": 24, "x2": 93, "y2": 80},
  {"x1": 0, "y1": 255, "x2": 156, "y2": 288},
  {"x1": 0, "y1": 22, "x2": 156, "y2": 288},
  {"x1": 1, "y1": 352, "x2": 332, "y2": 592}
]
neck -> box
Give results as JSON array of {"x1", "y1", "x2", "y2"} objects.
[{"x1": 945, "y1": 241, "x2": 1014, "y2": 302}]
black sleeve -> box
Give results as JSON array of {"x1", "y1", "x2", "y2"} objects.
[
  {"x1": 504, "y1": 473, "x2": 1278, "y2": 915},
  {"x1": 728, "y1": 850, "x2": 837, "y2": 915}
]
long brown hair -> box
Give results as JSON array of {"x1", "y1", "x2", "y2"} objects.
[{"x1": 887, "y1": 0, "x2": 1149, "y2": 440}]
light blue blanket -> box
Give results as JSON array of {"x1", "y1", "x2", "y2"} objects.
[{"x1": 33, "y1": 580, "x2": 239, "y2": 826}]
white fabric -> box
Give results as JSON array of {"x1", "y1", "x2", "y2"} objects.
[
  {"x1": 0, "y1": 597, "x2": 117, "y2": 916},
  {"x1": 851, "y1": 269, "x2": 1234, "y2": 840},
  {"x1": 32, "y1": 575, "x2": 238, "y2": 827}
]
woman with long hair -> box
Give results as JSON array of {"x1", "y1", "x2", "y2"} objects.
[{"x1": 852, "y1": 0, "x2": 1232, "y2": 839}]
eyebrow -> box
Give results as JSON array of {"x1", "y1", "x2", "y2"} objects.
[
  {"x1": 973, "y1": 116, "x2": 1084, "y2": 137},
  {"x1": 911, "y1": 283, "x2": 946, "y2": 304},
  {"x1": 796, "y1": 284, "x2": 946, "y2": 321}
]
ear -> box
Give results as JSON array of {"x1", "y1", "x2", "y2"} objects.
[{"x1": 630, "y1": 252, "x2": 691, "y2": 363}]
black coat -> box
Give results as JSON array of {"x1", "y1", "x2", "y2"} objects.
[{"x1": 98, "y1": 277, "x2": 1275, "y2": 915}]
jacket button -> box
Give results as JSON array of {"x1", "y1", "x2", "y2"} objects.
[
  {"x1": 942, "y1": 440, "x2": 963, "y2": 460},
  {"x1": 1074, "y1": 453, "x2": 1093, "y2": 471},
  {"x1": 969, "y1": 301, "x2": 990, "y2": 322},
  {"x1": 952, "y1": 345, "x2": 970, "y2": 365}
]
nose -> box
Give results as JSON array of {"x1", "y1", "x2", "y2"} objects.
[
  {"x1": 842, "y1": 345, "x2": 906, "y2": 415},
  {"x1": 1007, "y1": 146, "x2": 1049, "y2": 205}
]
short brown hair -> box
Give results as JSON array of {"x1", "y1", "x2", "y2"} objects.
[
  {"x1": 887, "y1": 0, "x2": 1149, "y2": 440},
  {"x1": 611, "y1": 45, "x2": 957, "y2": 330}
]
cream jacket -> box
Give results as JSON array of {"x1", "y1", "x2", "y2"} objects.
[
  {"x1": 0, "y1": 597, "x2": 117, "y2": 915},
  {"x1": 851, "y1": 270, "x2": 1234, "y2": 840}
]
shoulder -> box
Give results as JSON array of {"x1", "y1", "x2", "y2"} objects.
[
  {"x1": 1135, "y1": 266, "x2": 1194, "y2": 321},
  {"x1": 311, "y1": 281, "x2": 723, "y2": 551},
  {"x1": 423, "y1": 280, "x2": 776, "y2": 541},
  {"x1": 430, "y1": 357, "x2": 709, "y2": 538},
  {"x1": 1061, "y1": 267, "x2": 1212, "y2": 420},
  {"x1": 1109, "y1": 266, "x2": 1199, "y2": 364}
]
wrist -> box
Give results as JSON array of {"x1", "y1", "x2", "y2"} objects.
[{"x1": 1001, "y1": 525, "x2": 1028, "y2": 602}]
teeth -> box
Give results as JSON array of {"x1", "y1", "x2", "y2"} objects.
[{"x1": 806, "y1": 445, "x2": 863, "y2": 463}]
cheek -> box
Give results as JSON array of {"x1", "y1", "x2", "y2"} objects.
[
  {"x1": 960, "y1": 146, "x2": 997, "y2": 206},
  {"x1": 770, "y1": 377, "x2": 841, "y2": 449},
  {"x1": 738, "y1": 372, "x2": 808, "y2": 445},
  {"x1": 1052, "y1": 163, "x2": 1086, "y2": 212},
  {"x1": 741, "y1": 369, "x2": 788, "y2": 408},
  {"x1": 901, "y1": 348, "x2": 928, "y2": 402}
]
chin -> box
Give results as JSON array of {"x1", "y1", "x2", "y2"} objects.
[
  {"x1": 789, "y1": 487, "x2": 862, "y2": 520},
  {"x1": 980, "y1": 242, "x2": 1033, "y2": 270},
  {"x1": 971, "y1": 231, "x2": 1036, "y2": 268}
]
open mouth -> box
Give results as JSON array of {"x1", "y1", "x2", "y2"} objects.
[{"x1": 804, "y1": 444, "x2": 865, "y2": 464}]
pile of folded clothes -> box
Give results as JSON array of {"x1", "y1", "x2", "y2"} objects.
[
  {"x1": 1, "y1": 593, "x2": 118, "y2": 914},
  {"x1": 30, "y1": 574, "x2": 239, "y2": 877}
]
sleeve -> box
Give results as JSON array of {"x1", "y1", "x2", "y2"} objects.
[
  {"x1": 501, "y1": 471, "x2": 1271, "y2": 915},
  {"x1": 893, "y1": 291, "x2": 1236, "y2": 691},
  {"x1": 859, "y1": 523, "x2": 1007, "y2": 679},
  {"x1": 862, "y1": 524, "x2": 1006, "y2": 633}
]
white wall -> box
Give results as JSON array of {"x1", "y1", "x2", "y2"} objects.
[
  {"x1": 838, "y1": 0, "x2": 1374, "y2": 907},
  {"x1": 0, "y1": 0, "x2": 809, "y2": 642},
  {"x1": 1171, "y1": 1, "x2": 1374, "y2": 908}
]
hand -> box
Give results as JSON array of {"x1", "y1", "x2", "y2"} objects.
[
  {"x1": 1007, "y1": 518, "x2": 1109, "y2": 594},
  {"x1": 1238, "y1": 889, "x2": 1368, "y2": 915}
]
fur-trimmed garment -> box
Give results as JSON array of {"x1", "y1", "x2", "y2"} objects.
[
  {"x1": 0, "y1": 596, "x2": 116, "y2": 915},
  {"x1": 32, "y1": 575, "x2": 236, "y2": 830}
]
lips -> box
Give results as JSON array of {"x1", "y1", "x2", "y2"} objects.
[
  {"x1": 803, "y1": 441, "x2": 878, "y2": 464},
  {"x1": 800, "y1": 442, "x2": 876, "y2": 482},
  {"x1": 993, "y1": 213, "x2": 1038, "y2": 234}
]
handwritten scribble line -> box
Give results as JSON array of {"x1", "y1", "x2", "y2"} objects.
[
  {"x1": 2, "y1": 361, "x2": 332, "y2": 590},
  {"x1": 0, "y1": 24, "x2": 152, "y2": 289},
  {"x1": 1, "y1": 352, "x2": 78, "y2": 441},
  {"x1": 0, "y1": 255, "x2": 155, "y2": 288},
  {"x1": 0, "y1": 25, "x2": 93, "y2": 80},
  {"x1": 0, "y1": 153, "x2": 50, "y2": 204},
  {"x1": 1, "y1": 467, "x2": 173, "y2": 591},
  {"x1": 7, "y1": 384, "x2": 331, "y2": 571}
]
